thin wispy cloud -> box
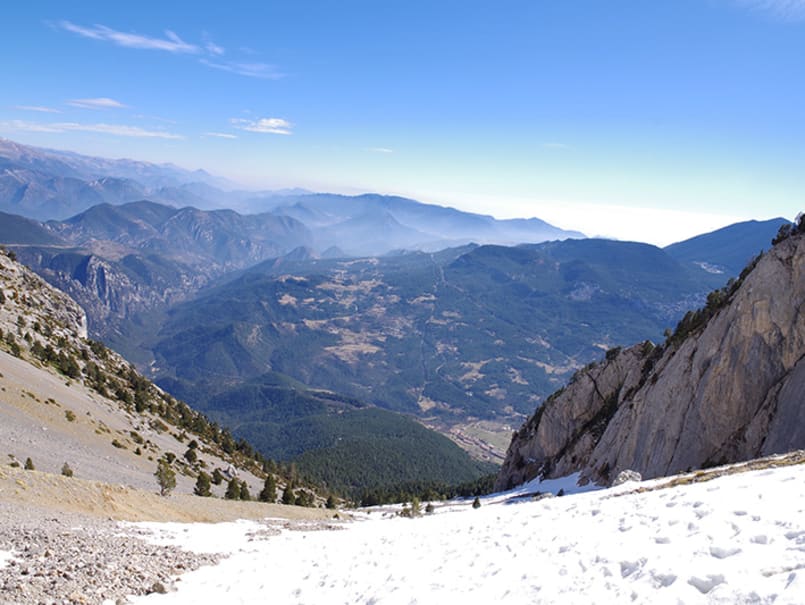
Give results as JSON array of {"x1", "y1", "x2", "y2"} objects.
[
  {"x1": 200, "y1": 59, "x2": 283, "y2": 80},
  {"x1": 231, "y1": 117, "x2": 293, "y2": 135},
  {"x1": 133, "y1": 114, "x2": 177, "y2": 124},
  {"x1": 368, "y1": 147, "x2": 394, "y2": 154},
  {"x1": 205, "y1": 41, "x2": 225, "y2": 55},
  {"x1": 203, "y1": 132, "x2": 238, "y2": 139},
  {"x1": 202, "y1": 33, "x2": 225, "y2": 56},
  {"x1": 59, "y1": 21, "x2": 200, "y2": 53},
  {"x1": 57, "y1": 21, "x2": 282, "y2": 80},
  {"x1": 1, "y1": 119, "x2": 183, "y2": 139},
  {"x1": 14, "y1": 105, "x2": 61, "y2": 114},
  {"x1": 737, "y1": 0, "x2": 805, "y2": 19},
  {"x1": 68, "y1": 97, "x2": 128, "y2": 110}
]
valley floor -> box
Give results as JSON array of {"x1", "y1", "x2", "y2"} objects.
[{"x1": 110, "y1": 457, "x2": 805, "y2": 605}]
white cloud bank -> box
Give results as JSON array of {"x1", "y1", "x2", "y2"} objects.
[
  {"x1": 230, "y1": 117, "x2": 293, "y2": 135},
  {"x1": 68, "y1": 97, "x2": 128, "y2": 110}
]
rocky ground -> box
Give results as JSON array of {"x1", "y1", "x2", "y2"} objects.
[
  {"x1": 0, "y1": 466, "x2": 341, "y2": 604},
  {"x1": 0, "y1": 503, "x2": 221, "y2": 604},
  {"x1": 0, "y1": 453, "x2": 332, "y2": 605}
]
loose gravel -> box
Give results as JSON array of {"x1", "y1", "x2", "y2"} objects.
[{"x1": 0, "y1": 505, "x2": 220, "y2": 605}]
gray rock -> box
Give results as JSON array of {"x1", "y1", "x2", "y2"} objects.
[{"x1": 611, "y1": 470, "x2": 642, "y2": 486}]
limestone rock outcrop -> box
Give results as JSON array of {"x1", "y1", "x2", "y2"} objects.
[{"x1": 497, "y1": 230, "x2": 805, "y2": 490}]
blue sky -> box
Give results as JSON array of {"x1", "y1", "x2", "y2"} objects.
[{"x1": 2, "y1": 0, "x2": 805, "y2": 244}]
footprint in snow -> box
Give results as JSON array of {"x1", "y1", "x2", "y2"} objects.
[
  {"x1": 709, "y1": 545, "x2": 741, "y2": 559},
  {"x1": 651, "y1": 572, "x2": 677, "y2": 588},
  {"x1": 619, "y1": 558, "x2": 646, "y2": 578},
  {"x1": 688, "y1": 573, "x2": 726, "y2": 594}
]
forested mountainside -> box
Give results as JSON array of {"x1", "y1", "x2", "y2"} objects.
[
  {"x1": 149, "y1": 238, "x2": 726, "y2": 423},
  {"x1": 497, "y1": 221, "x2": 805, "y2": 490},
  {"x1": 0, "y1": 246, "x2": 491, "y2": 499}
]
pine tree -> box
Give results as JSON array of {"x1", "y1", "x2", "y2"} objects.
[
  {"x1": 281, "y1": 481, "x2": 295, "y2": 505},
  {"x1": 325, "y1": 495, "x2": 337, "y2": 510},
  {"x1": 184, "y1": 447, "x2": 197, "y2": 464},
  {"x1": 155, "y1": 459, "x2": 176, "y2": 496},
  {"x1": 24, "y1": 457, "x2": 35, "y2": 471},
  {"x1": 61, "y1": 462, "x2": 73, "y2": 477},
  {"x1": 259, "y1": 475, "x2": 277, "y2": 503},
  {"x1": 239, "y1": 481, "x2": 251, "y2": 501},
  {"x1": 194, "y1": 471, "x2": 212, "y2": 497},
  {"x1": 472, "y1": 496, "x2": 481, "y2": 509},
  {"x1": 211, "y1": 468, "x2": 224, "y2": 485},
  {"x1": 225, "y1": 477, "x2": 240, "y2": 500}
]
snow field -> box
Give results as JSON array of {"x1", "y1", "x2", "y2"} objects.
[{"x1": 131, "y1": 463, "x2": 805, "y2": 604}]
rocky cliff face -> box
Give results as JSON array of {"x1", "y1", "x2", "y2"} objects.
[
  {"x1": 11, "y1": 248, "x2": 207, "y2": 339},
  {"x1": 0, "y1": 248, "x2": 87, "y2": 340},
  {"x1": 496, "y1": 230, "x2": 805, "y2": 490}
]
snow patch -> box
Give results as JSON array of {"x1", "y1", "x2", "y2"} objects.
[
  {"x1": 507, "y1": 471, "x2": 602, "y2": 499},
  {"x1": 129, "y1": 463, "x2": 805, "y2": 604},
  {"x1": 694, "y1": 261, "x2": 725, "y2": 274}
]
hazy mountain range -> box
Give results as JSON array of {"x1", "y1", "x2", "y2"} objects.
[
  {"x1": 0, "y1": 137, "x2": 790, "y2": 466},
  {"x1": 0, "y1": 138, "x2": 582, "y2": 256}
]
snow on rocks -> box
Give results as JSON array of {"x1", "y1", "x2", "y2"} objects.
[
  {"x1": 612, "y1": 469, "x2": 642, "y2": 486},
  {"x1": 129, "y1": 461, "x2": 805, "y2": 604}
]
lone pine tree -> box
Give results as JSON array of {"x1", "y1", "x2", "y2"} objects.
[
  {"x1": 194, "y1": 471, "x2": 212, "y2": 497},
  {"x1": 155, "y1": 459, "x2": 176, "y2": 496},
  {"x1": 225, "y1": 477, "x2": 240, "y2": 500},
  {"x1": 259, "y1": 475, "x2": 277, "y2": 503}
]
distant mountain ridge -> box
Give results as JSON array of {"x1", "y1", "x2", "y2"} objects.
[
  {"x1": 268, "y1": 193, "x2": 585, "y2": 255},
  {"x1": 0, "y1": 138, "x2": 582, "y2": 255},
  {"x1": 664, "y1": 217, "x2": 788, "y2": 275}
]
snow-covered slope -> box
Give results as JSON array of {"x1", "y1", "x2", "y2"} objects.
[{"x1": 128, "y1": 455, "x2": 805, "y2": 604}]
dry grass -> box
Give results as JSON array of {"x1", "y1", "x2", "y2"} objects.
[
  {"x1": 614, "y1": 450, "x2": 805, "y2": 498},
  {"x1": 0, "y1": 466, "x2": 339, "y2": 523}
]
